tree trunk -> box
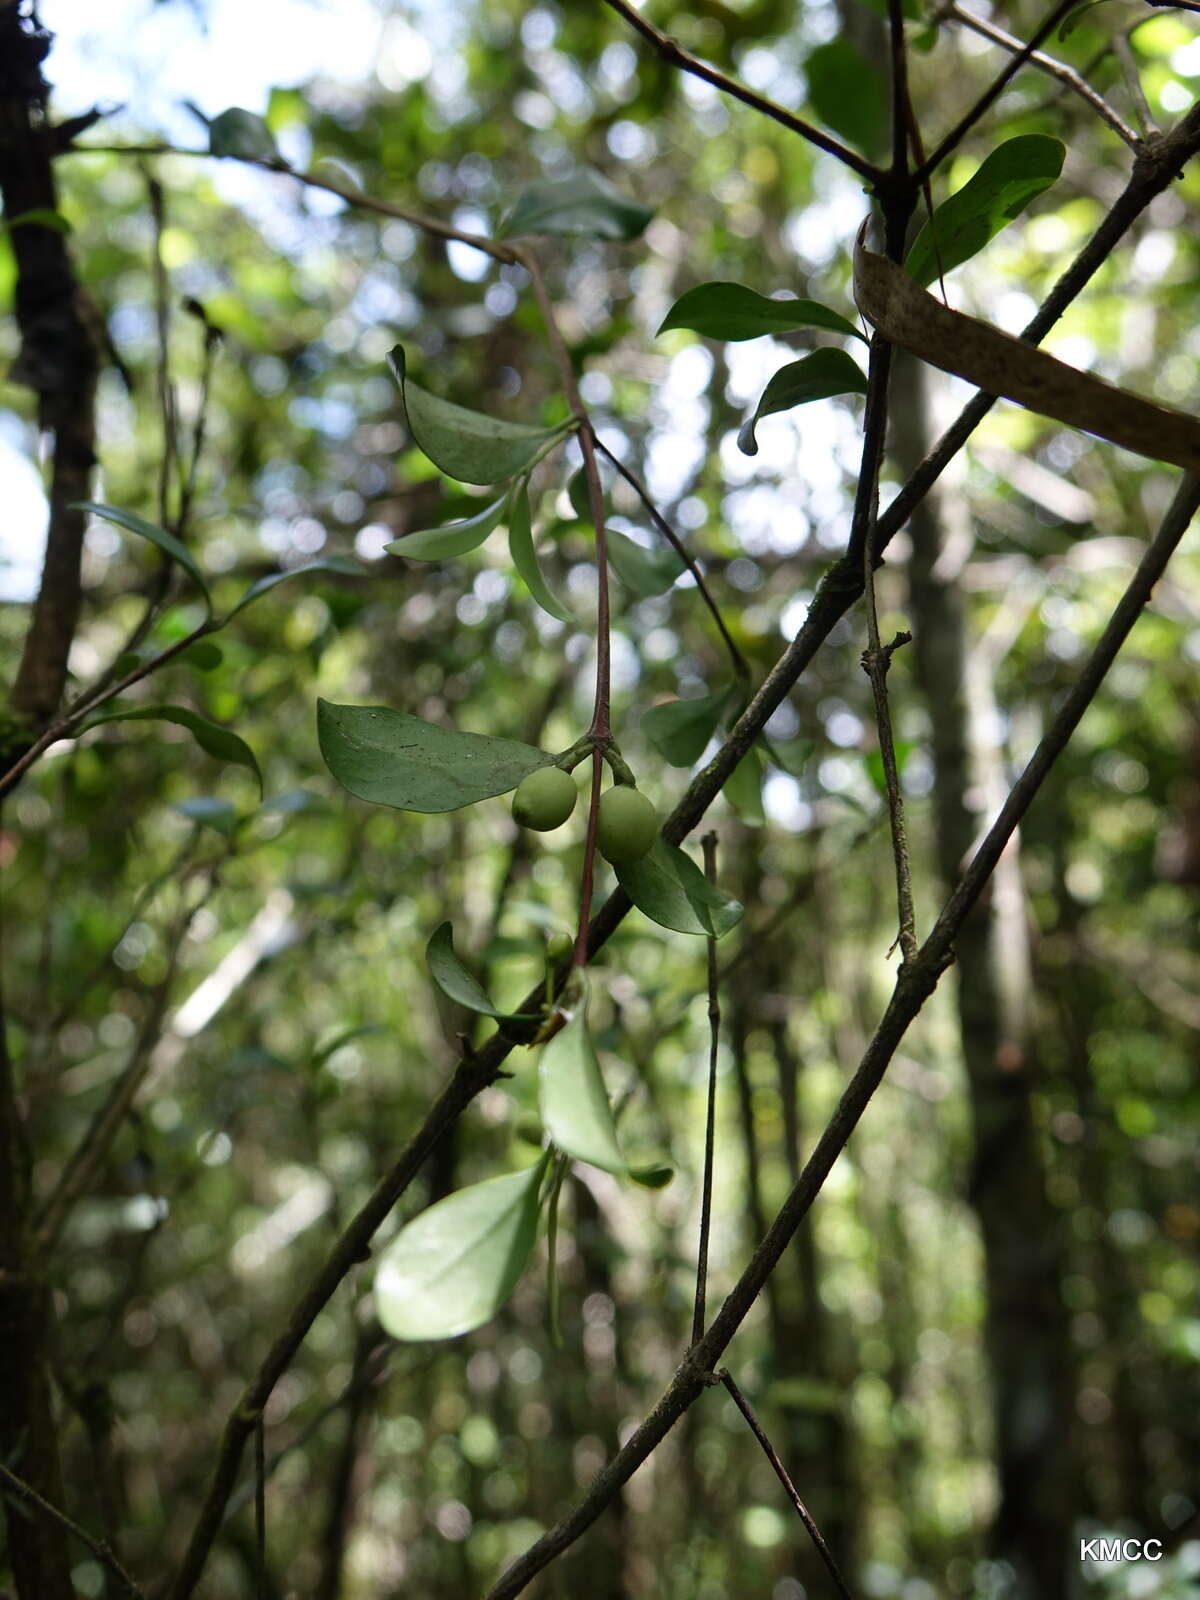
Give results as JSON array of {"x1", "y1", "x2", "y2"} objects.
[{"x1": 894, "y1": 352, "x2": 1075, "y2": 1596}]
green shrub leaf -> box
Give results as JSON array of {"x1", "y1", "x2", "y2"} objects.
[
  {"x1": 507, "y1": 481, "x2": 574, "y2": 622},
  {"x1": 388, "y1": 345, "x2": 567, "y2": 485},
  {"x1": 426, "y1": 921, "x2": 540, "y2": 1021},
  {"x1": 374, "y1": 1155, "x2": 549, "y2": 1341},
  {"x1": 317, "y1": 700, "x2": 553, "y2": 813},
  {"x1": 642, "y1": 687, "x2": 732, "y2": 767},
  {"x1": 738, "y1": 349, "x2": 869, "y2": 455},
  {"x1": 502, "y1": 168, "x2": 653, "y2": 241},
  {"x1": 385, "y1": 492, "x2": 511, "y2": 563},
  {"x1": 539, "y1": 1006, "x2": 627, "y2": 1175},
  {"x1": 224, "y1": 555, "x2": 366, "y2": 621},
  {"x1": 658, "y1": 283, "x2": 864, "y2": 344},
  {"x1": 904, "y1": 135, "x2": 1065, "y2": 289},
  {"x1": 75, "y1": 502, "x2": 211, "y2": 612},
  {"x1": 804, "y1": 39, "x2": 888, "y2": 157},
  {"x1": 616, "y1": 837, "x2": 744, "y2": 937},
  {"x1": 607, "y1": 529, "x2": 685, "y2": 597},
  {"x1": 82, "y1": 704, "x2": 262, "y2": 795}
]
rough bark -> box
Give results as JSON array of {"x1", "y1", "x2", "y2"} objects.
[
  {"x1": 0, "y1": 9, "x2": 98, "y2": 1595},
  {"x1": 894, "y1": 352, "x2": 1074, "y2": 1595},
  {"x1": 1, "y1": 2, "x2": 98, "y2": 731}
]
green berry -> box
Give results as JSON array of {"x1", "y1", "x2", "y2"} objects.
[
  {"x1": 546, "y1": 932, "x2": 574, "y2": 965},
  {"x1": 512, "y1": 766, "x2": 577, "y2": 832},
  {"x1": 596, "y1": 785, "x2": 657, "y2": 866}
]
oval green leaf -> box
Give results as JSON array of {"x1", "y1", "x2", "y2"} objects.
[
  {"x1": 385, "y1": 491, "x2": 510, "y2": 563},
  {"x1": 658, "y1": 283, "x2": 865, "y2": 344},
  {"x1": 804, "y1": 38, "x2": 888, "y2": 157},
  {"x1": 738, "y1": 349, "x2": 869, "y2": 456},
  {"x1": 607, "y1": 529, "x2": 685, "y2": 598},
  {"x1": 74, "y1": 502, "x2": 211, "y2": 612},
  {"x1": 224, "y1": 555, "x2": 366, "y2": 622},
  {"x1": 206, "y1": 107, "x2": 280, "y2": 162},
  {"x1": 539, "y1": 1007, "x2": 627, "y2": 1176},
  {"x1": 374, "y1": 1156, "x2": 549, "y2": 1341},
  {"x1": 82, "y1": 704, "x2": 262, "y2": 796},
  {"x1": 317, "y1": 700, "x2": 553, "y2": 813},
  {"x1": 388, "y1": 345, "x2": 567, "y2": 486},
  {"x1": 642, "y1": 687, "x2": 732, "y2": 768},
  {"x1": 502, "y1": 168, "x2": 653, "y2": 242},
  {"x1": 904, "y1": 135, "x2": 1065, "y2": 289},
  {"x1": 426, "y1": 921, "x2": 540, "y2": 1022},
  {"x1": 507, "y1": 482, "x2": 574, "y2": 623},
  {"x1": 616, "y1": 836, "x2": 744, "y2": 937}
]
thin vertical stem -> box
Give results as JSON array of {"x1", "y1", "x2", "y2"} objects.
[
  {"x1": 691, "y1": 833, "x2": 721, "y2": 1347},
  {"x1": 719, "y1": 1371, "x2": 855, "y2": 1600},
  {"x1": 254, "y1": 1415, "x2": 266, "y2": 1598}
]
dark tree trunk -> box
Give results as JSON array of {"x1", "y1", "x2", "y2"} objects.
[{"x1": 894, "y1": 353, "x2": 1075, "y2": 1596}]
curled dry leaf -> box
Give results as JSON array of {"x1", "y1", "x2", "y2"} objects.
[{"x1": 853, "y1": 227, "x2": 1200, "y2": 473}]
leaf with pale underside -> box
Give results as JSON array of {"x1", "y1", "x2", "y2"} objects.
[
  {"x1": 374, "y1": 1155, "x2": 549, "y2": 1341},
  {"x1": 388, "y1": 346, "x2": 567, "y2": 486},
  {"x1": 539, "y1": 1006, "x2": 627, "y2": 1176},
  {"x1": 385, "y1": 492, "x2": 511, "y2": 562},
  {"x1": 507, "y1": 481, "x2": 574, "y2": 622},
  {"x1": 317, "y1": 701, "x2": 553, "y2": 813},
  {"x1": 616, "y1": 837, "x2": 744, "y2": 937},
  {"x1": 426, "y1": 921, "x2": 540, "y2": 1021}
]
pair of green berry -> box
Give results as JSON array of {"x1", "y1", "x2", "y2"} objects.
[{"x1": 511, "y1": 766, "x2": 657, "y2": 866}]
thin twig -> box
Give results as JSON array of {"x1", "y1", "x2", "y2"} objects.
[
  {"x1": 1113, "y1": 27, "x2": 1158, "y2": 138},
  {"x1": 719, "y1": 1369, "x2": 855, "y2": 1600},
  {"x1": 254, "y1": 1416, "x2": 267, "y2": 1598},
  {"x1": 0, "y1": 617, "x2": 214, "y2": 799},
  {"x1": 71, "y1": 144, "x2": 521, "y2": 265},
  {"x1": 916, "y1": 0, "x2": 1082, "y2": 181},
  {"x1": 480, "y1": 474, "x2": 1200, "y2": 1600},
  {"x1": 0, "y1": 1461, "x2": 146, "y2": 1599},
  {"x1": 598, "y1": 0, "x2": 882, "y2": 183},
  {"x1": 596, "y1": 440, "x2": 749, "y2": 679},
  {"x1": 691, "y1": 832, "x2": 721, "y2": 1348},
  {"x1": 945, "y1": 2, "x2": 1139, "y2": 146},
  {"x1": 146, "y1": 172, "x2": 178, "y2": 534}
]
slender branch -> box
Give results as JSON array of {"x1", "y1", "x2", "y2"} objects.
[
  {"x1": 72, "y1": 143, "x2": 521, "y2": 265},
  {"x1": 888, "y1": 0, "x2": 911, "y2": 180},
  {"x1": 596, "y1": 440, "x2": 749, "y2": 679},
  {"x1": 691, "y1": 832, "x2": 721, "y2": 1348},
  {"x1": 481, "y1": 473, "x2": 1200, "y2": 1600},
  {"x1": 146, "y1": 171, "x2": 179, "y2": 532},
  {"x1": 254, "y1": 1416, "x2": 267, "y2": 1598},
  {"x1": 719, "y1": 1369, "x2": 855, "y2": 1600},
  {"x1": 0, "y1": 1462, "x2": 146, "y2": 1600},
  {"x1": 1113, "y1": 28, "x2": 1158, "y2": 138},
  {"x1": 0, "y1": 619, "x2": 213, "y2": 799},
  {"x1": 945, "y1": 2, "x2": 1139, "y2": 146},
  {"x1": 598, "y1": 0, "x2": 883, "y2": 183},
  {"x1": 916, "y1": 0, "x2": 1082, "y2": 181}
]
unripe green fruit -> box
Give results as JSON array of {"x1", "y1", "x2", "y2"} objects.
[
  {"x1": 546, "y1": 932, "x2": 574, "y2": 964},
  {"x1": 512, "y1": 766, "x2": 577, "y2": 831},
  {"x1": 596, "y1": 785, "x2": 657, "y2": 866}
]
